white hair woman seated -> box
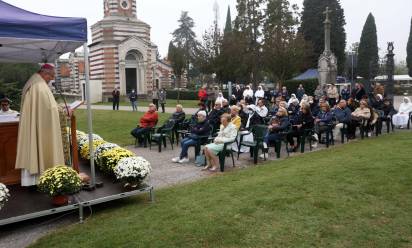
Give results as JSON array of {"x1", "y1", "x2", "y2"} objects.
[
  {"x1": 202, "y1": 113, "x2": 237, "y2": 172},
  {"x1": 392, "y1": 97, "x2": 412, "y2": 128}
]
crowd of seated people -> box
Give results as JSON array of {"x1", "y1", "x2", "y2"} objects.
[{"x1": 130, "y1": 82, "x2": 408, "y2": 172}]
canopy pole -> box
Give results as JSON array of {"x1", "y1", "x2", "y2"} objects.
[{"x1": 83, "y1": 42, "x2": 96, "y2": 187}]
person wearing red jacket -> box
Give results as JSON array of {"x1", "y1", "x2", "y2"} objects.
[
  {"x1": 198, "y1": 85, "x2": 208, "y2": 103},
  {"x1": 131, "y1": 104, "x2": 159, "y2": 146}
]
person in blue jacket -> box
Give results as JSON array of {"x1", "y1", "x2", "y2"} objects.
[{"x1": 312, "y1": 102, "x2": 333, "y2": 147}]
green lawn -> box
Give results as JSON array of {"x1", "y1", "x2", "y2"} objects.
[
  {"x1": 96, "y1": 99, "x2": 200, "y2": 109},
  {"x1": 32, "y1": 132, "x2": 412, "y2": 247},
  {"x1": 75, "y1": 109, "x2": 171, "y2": 146}
]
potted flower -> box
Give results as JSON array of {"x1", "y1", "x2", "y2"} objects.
[
  {"x1": 0, "y1": 183, "x2": 10, "y2": 210},
  {"x1": 80, "y1": 139, "x2": 106, "y2": 160},
  {"x1": 94, "y1": 142, "x2": 119, "y2": 166},
  {"x1": 38, "y1": 165, "x2": 82, "y2": 206},
  {"x1": 114, "y1": 156, "x2": 152, "y2": 189},
  {"x1": 77, "y1": 133, "x2": 103, "y2": 151},
  {"x1": 99, "y1": 147, "x2": 135, "y2": 174}
]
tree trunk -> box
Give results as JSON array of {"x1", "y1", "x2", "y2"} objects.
[{"x1": 177, "y1": 75, "x2": 181, "y2": 104}]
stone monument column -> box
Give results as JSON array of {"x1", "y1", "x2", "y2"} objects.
[
  {"x1": 386, "y1": 42, "x2": 395, "y2": 99},
  {"x1": 318, "y1": 7, "x2": 338, "y2": 87}
]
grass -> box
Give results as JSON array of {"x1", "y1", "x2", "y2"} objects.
[
  {"x1": 95, "y1": 99, "x2": 200, "y2": 109},
  {"x1": 75, "y1": 109, "x2": 171, "y2": 146},
  {"x1": 31, "y1": 132, "x2": 412, "y2": 247}
]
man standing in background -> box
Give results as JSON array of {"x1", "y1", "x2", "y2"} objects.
[
  {"x1": 112, "y1": 87, "x2": 120, "y2": 110},
  {"x1": 129, "y1": 89, "x2": 138, "y2": 111}
]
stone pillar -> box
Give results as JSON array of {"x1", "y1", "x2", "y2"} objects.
[{"x1": 119, "y1": 60, "x2": 126, "y2": 95}]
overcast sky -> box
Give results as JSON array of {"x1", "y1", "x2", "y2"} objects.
[{"x1": 5, "y1": 0, "x2": 412, "y2": 62}]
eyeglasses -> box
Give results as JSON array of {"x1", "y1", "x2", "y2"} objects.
[{"x1": 1, "y1": 104, "x2": 8, "y2": 107}]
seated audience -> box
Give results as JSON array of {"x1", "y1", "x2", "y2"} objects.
[
  {"x1": 203, "y1": 113, "x2": 238, "y2": 172},
  {"x1": 192, "y1": 102, "x2": 208, "y2": 122},
  {"x1": 158, "y1": 104, "x2": 185, "y2": 133},
  {"x1": 230, "y1": 105, "x2": 241, "y2": 130},
  {"x1": 255, "y1": 99, "x2": 268, "y2": 119},
  {"x1": 312, "y1": 102, "x2": 333, "y2": 147},
  {"x1": 229, "y1": 95, "x2": 237, "y2": 106},
  {"x1": 262, "y1": 107, "x2": 290, "y2": 157},
  {"x1": 131, "y1": 104, "x2": 158, "y2": 146},
  {"x1": 348, "y1": 100, "x2": 371, "y2": 138},
  {"x1": 392, "y1": 97, "x2": 412, "y2": 128},
  {"x1": 287, "y1": 104, "x2": 314, "y2": 152},
  {"x1": 207, "y1": 101, "x2": 225, "y2": 131},
  {"x1": 222, "y1": 99, "x2": 230, "y2": 113},
  {"x1": 269, "y1": 97, "x2": 281, "y2": 116},
  {"x1": 172, "y1": 111, "x2": 210, "y2": 163},
  {"x1": 332, "y1": 100, "x2": 352, "y2": 138}
]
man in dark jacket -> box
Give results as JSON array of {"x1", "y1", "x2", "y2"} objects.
[
  {"x1": 332, "y1": 100, "x2": 352, "y2": 138},
  {"x1": 129, "y1": 89, "x2": 137, "y2": 111},
  {"x1": 112, "y1": 87, "x2": 120, "y2": 110},
  {"x1": 207, "y1": 101, "x2": 225, "y2": 131},
  {"x1": 172, "y1": 111, "x2": 210, "y2": 163}
]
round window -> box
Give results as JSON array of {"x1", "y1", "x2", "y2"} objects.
[{"x1": 120, "y1": 0, "x2": 130, "y2": 9}]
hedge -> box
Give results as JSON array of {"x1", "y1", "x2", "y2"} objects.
[
  {"x1": 283, "y1": 79, "x2": 319, "y2": 96},
  {"x1": 166, "y1": 90, "x2": 230, "y2": 100}
]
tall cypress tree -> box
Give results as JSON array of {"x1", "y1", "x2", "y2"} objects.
[
  {"x1": 224, "y1": 6, "x2": 232, "y2": 34},
  {"x1": 407, "y1": 17, "x2": 412, "y2": 77},
  {"x1": 357, "y1": 13, "x2": 379, "y2": 80},
  {"x1": 233, "y1": 0, "x2": 265, "y2": 84},
  {"x1": 300, "y1": 0, "x2": 346, "y2": 74}
]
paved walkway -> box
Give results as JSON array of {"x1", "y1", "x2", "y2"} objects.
[
  {"x1": 0, "y1": 127, "x2": 400, "y2": 248},
  {"x1": 79, "y1": 105, "x2": 198, "y2": 115}
]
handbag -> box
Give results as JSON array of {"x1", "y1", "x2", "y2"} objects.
[{"x1": 195, "y1": 155, "x2": 206, "y2": 167}]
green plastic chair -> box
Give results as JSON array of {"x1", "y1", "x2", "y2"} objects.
[{"x1": 238, "y1": 125, "x2": 267, "y2": 164}]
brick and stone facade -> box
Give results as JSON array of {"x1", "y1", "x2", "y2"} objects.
[{"x1": 90, "y1": 0, "x2": 157, "y2": 100}]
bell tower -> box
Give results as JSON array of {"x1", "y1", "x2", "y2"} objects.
[{"x1": 104, "y1": 0, "x2": 136, "y2": 18}]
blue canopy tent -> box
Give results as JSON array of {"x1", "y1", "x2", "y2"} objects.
[
  {"x1": 292, "y1": 69, "x2": 319, "y2": 81},
  {"x1": 0, "y1": 1, "x2": 96, "y2": 187}
]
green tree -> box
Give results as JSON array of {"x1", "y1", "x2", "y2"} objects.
[
  {"x1": 357, "y1": 13, "x2": 379, "y2": 80},
  {"x1": 263, "y1": 0, "x2": 311, "y2": 85},
  {"x1": 300, "y1": 0, "x2": 347, "y2": 74},
  {"x1": 224, "y1": 6, "x2": 232, "y2": 34},
  {"x1": 0, "y1": 63, "x2": 39, "y2": 110},
  {"x1": 172, "y1": 11, "x2": 199, "y2": 81},
  {"x1": 167, "y1": 42, "x2": 187, "y2": 102},
  {"x1": 407, "y1": 17, "x2": 412, "y2": 77},
  {"x1": 234, "y1": 0, "x2": 265, "y2": 85},
  {"x1": 214, "y1": 5, "x2": 251, "y2": 84}
]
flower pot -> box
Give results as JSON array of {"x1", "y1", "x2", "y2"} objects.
[
  {"x1": 52, "y1": 195, "x2": 69, "y2": 206},
  {"x1": 123, "y1": 181, "x2": 142, "y2": 191}
]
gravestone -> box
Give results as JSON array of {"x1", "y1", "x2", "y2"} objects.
[{"x1": 318, "y1": 7, "x2": 338, "y2": 86}]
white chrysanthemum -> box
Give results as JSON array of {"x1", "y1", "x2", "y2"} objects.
[
  {"x1": 94, "y1": 143, "x2": 119, "y2": 163},
  {"x1": 114, "y1": 157, "x2": 152, "y2": 182},
  {"x1": 77, "y1": 133, "x2": 104, "y2": 150},
  {"x1": 0, "y1": 183, "x2": 10, "y2": 210}
]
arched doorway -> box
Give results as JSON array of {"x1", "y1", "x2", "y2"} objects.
[{"x1": 125, "y1": 50, "x2": 143, "y2": 94}]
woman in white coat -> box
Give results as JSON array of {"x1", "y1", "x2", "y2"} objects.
[{"x1": 392, "y1": 97, "x2": 412, "y2": 128}]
